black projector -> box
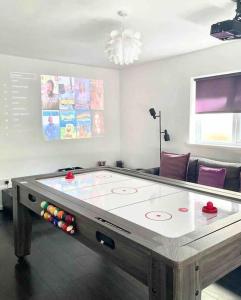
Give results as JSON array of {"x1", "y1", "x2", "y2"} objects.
[{"x1": 211, "y1": 19, "x2": 241, "y2": 40}]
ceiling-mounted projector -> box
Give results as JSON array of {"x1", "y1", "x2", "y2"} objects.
[{"x1": 211, "y1": 0, "x2": 241, "y2": 40}]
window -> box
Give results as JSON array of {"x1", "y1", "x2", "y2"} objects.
[
  {"x1": 190, "y1": 73, "x2": 241, "y2": 147},
  {"x1": 193, "y1": 113, "x2": 241, "y2": 146}
]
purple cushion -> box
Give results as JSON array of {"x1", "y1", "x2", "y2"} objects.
[
  {"x1": 197, "y1": 165, "x2": 226, "y2": 189},
  {"x1": 160, "y1": 152, "x2": 190, "y2": 181}
]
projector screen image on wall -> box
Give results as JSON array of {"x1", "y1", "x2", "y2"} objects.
[{"x1": 41, "y1": 75, "x2": 104, "y2": 141}]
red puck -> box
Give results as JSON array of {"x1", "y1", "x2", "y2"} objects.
[
  {"x1": 65, "y1": 171, "x2": 75, "y2": 180},
  {"x1": 202, "y1": 201, "x2": 217, "y2": 214}
]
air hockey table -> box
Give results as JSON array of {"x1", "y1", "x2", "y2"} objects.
[{"x1": 12, "y1": 167, "x2": 241, "y2": 300}]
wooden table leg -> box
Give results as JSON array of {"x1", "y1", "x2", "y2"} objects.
[
  {"x1": 13, "y1": 184, "x2": 32, "y2": 259},
  {"x1": 149, "y1": 257, "x2": 201, "y2": 300},
  {"x1": 173, "y1": 262, "x2": 201, "y2": 300},
  {"x1": 149, "y1": 257, "x2": 166, "y2": 299}
]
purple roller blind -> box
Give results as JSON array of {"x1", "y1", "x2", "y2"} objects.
[{"x1": 195, "y1": 74, "x2": 241, "y2": 113}]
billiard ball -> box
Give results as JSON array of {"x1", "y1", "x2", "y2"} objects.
[{"x1": 40, "y1": 201, "x2": 48, "y2": 210}]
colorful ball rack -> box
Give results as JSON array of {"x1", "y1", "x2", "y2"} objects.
[{"x1": 40, "y1": 201, "x2": 76, "y2": 235}]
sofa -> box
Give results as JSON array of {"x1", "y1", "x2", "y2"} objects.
[{"x1": 143, "y1": 156, "x2": 241, "y2": 192}]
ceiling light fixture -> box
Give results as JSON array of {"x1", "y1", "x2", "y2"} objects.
[{"x1": 105, "y1": 10, "x2": 142, "y2": 66}]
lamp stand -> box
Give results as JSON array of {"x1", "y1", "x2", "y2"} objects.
[{"x1": 159, "y1": 110, "x2": 162, "y2": 156}]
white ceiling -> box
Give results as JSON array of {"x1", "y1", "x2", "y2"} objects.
[{"x1": 0, "y1": 0, "x2": 237, "y2": 69}]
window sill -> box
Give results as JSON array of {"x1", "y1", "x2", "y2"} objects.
[{"x1": 187, "y1": 142, "x2": 241, "y2": 151}]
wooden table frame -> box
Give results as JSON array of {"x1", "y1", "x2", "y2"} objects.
[{"x1": 12, "y1": 167, "x2": 241, "y2": 300}]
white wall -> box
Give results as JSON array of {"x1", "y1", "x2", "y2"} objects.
[
  {"x1": 120, "y1": 42, "x2": 241, "y2": 169},
  {"x1": 2, "y1": 42, "x2": 241, "y2": 180},
  {"x1": 0, "y1": 54, "x2": 120, "y2": 180}
]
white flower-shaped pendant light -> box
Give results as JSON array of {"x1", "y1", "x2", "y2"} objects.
[{"x1": 105, "y1": 11, "x2": 142, "y2": 66}]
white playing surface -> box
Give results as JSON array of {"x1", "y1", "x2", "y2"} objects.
[{"x1": 38, "y1": 170, "x2": 241, "y2": 238}]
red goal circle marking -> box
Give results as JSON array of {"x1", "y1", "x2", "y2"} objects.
[{"x1": 178, "y1": 208, "x2": 189, "y2": 212}]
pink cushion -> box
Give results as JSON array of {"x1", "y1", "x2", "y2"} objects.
[
  {"x1": 198, "y1": 165, "x2": 226, "y2": 189},
  {"x1": 160, "y1": 152, "x2": 190, "y2": 181}
]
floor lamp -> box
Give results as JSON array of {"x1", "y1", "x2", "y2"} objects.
[{"x1": 149, "y1": 108, "x2": 170, "y2": 155}]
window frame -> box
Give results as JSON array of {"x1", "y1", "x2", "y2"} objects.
[{"x1": 236, "y1": 114, "x2": 241, "y2": 144}]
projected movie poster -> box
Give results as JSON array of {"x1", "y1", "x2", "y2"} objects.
[
  {"x1": 41, "y1": 75, "x2": 59, "y2": 110},
  {"x1": 60, "y1": 111, "x2": 76, "y2": 139},
  {"x1": 74, "y1": 78, "x2": 90, "y2": 110},
  {"x1": 90, "y1": 80, "x2": 104, "y2": 110},
  {"x1": 92, "y1": 111, "x2": 104, "y2": 137},
  {"x1": 41, "y1": 74, "x2": 104, "y2": 141},
  {"x1": 58, "y1": 76, "x2": 75, "y2": 110},
  {"x1": 42, "y1": 110, "x2": 60, "y2": 141},
  {"x1": 76, "y1": 110, "x2": 92, "y2": 138}
]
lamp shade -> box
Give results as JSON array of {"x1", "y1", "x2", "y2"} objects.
[{"x1": 105, "y1": 29, "x2": 142, "y2": 66}]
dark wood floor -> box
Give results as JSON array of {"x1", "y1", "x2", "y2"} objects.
[{"x1": 1, "y1": 211, "x2": 241, "y2": 300}]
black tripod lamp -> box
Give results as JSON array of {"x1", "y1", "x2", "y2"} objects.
[{"x1": 149, "y1": 108, "x2": 170, "y2": 153}]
